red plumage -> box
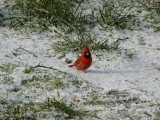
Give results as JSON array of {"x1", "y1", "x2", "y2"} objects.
[{"x1": 68, "y1": 45, "x2": 92, "y2": 70}]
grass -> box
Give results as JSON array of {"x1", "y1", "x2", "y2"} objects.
[
  {"x1": 3, "y1": 76, "x2": 14, "y2": 84},
  {"x1": 21, "y1": 74, "x2": 52, "y2": 86},
  {"x1": 0, "y1": 64, "x2": 159, "y2": 119},
  {"x1": 139, "y1": 0, "x2": 160, "y2": 29},
  {"x1": 45, "y1": 97, "x2": 91, "y2": 119},
  {"x1": 52, "y1": 32, "x2": 138, "y2": 59},
  {"x1": 0, "y1": 0, "x2": 159, "y2": 58},
  {"x1": 47, "y1": 73, "x2": 70, "y2": 90},
  {"x1": 0, "y1": 67, "x2": 96, "y2": 119},
  {"x1": 0, "y1": 97, "x2": 92, "y2": 119},
  {"x1": 139, "y1": 0, "x2": 160, "y2": 13},
  {"x1": 23, "y1": 66, "x2": 34, "y2": 74},
  {"x1": 1, "y1": 1, "x2": 160, "y2": 119},
  {"x1": 86, "y1": 89, "x2": 144, "y2": 108},
  {"x1": 0, "y1": 0, "x2": 159, "y2": 32},
  {"x1": 0, "y1": 63, "x2": 19, "y2": 74},
  {"x1": 143, "y1": 11, "x2": 160, "y2": 29},
  {"x1": 154, "y1": 110, "x2": 160, "y2": 120},
  {"x1": 153, "y1": 103, "x2": 160, "y2": 120},
  {"x1": 99, "y1": 0, "x2": 139, "y2": 30},
  {"x1": 0, "y1": 101, "x2": 37, "y2": 119},
  {"x1": 86, "y1": 92, "x2": 113, "y2": 107},
  {"x1": 0, "y1": 0, "x2": 86, "y2": 32},
  {"x1": 21, "y1": 72, "x2": 69, "y2": 90},
  {"x1": 53, "y1": 33, "x2": 120, "y2": 55},
  {"x1": 0, "y1": 63, "x2": 19, "y2": 84}
]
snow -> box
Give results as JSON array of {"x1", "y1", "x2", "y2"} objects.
[
  {"x1": 0, "y1": 1, "x2": 160, "y2": 119},
  {"x1": 0, "y1": 25, "x2": 160, "y2": 119}
]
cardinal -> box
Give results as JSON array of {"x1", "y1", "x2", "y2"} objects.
[{"x1": 68, "y1": 45, "x2": 92, "y2": 70}]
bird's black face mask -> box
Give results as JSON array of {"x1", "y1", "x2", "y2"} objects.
[{"x1": 84, "y1": 51, "x2": 91, "y2": 58}]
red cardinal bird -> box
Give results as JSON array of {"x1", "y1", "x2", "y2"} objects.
[{"x1": 69, "y1": 45, "x2": 92, "y2": 70}]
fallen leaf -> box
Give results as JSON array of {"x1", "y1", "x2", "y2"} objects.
[{"x1": 156, "y1": 48, "x2": 160, "y2": 50}]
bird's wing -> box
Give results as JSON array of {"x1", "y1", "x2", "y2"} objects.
[
  {"x1": 68, "y1": 56, "x2": 81, "y2": 67},
  {"x1": 74, "y1": 56, "x2": 81, "y2": 66}
]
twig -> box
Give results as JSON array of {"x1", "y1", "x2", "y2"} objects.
[
  {"x1": 117, "y1": 37, "x2": 129, "y2": 41},
  {"x1": 125, "y1": 79, "x2": 138, "y2": 86},
  {"x1": 154, "y1": 29, "x2": 160, "y2": 32},
  {"x1": 17, "y1": 47, "x2": 38, "y2": 57},
  {"x1": 143, "y1": 111, "x2": 152, "y2": 117},
  {"x1": 5, "y1": 54, "x2": 12, "y2": 58},
  {"x1": 125, "y1": 80, "x2": 147, "y2": 93},
  {"x1": 33, "y1": 63, "x2": 58, "y2": 71},
  {"x1": 155, "y1": 67, "x2": 160, "y2": 70},
  {"x1": 130, "y1": 87, "x2": 147, "y2": 93}
]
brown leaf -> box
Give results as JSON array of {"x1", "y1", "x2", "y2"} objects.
[{"x1": 156, "y1": 48, "x2": 160, "y2": 50}]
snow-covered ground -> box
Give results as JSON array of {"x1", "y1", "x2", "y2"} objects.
[
  {"x1": 0, "y1": 26, "x2": 160, "y2": 119},
  {"x1": 0, "y1": 0, "x2": 160, "y2": 119}
]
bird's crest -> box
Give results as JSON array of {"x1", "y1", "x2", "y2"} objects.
[{"x1": 84, "y1": 45, "x2": 90, "y2": 52}]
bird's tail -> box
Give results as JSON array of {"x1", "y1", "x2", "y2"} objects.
[{"x1": 68, "y1": 65, "x2": 75, "y2": 67}]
